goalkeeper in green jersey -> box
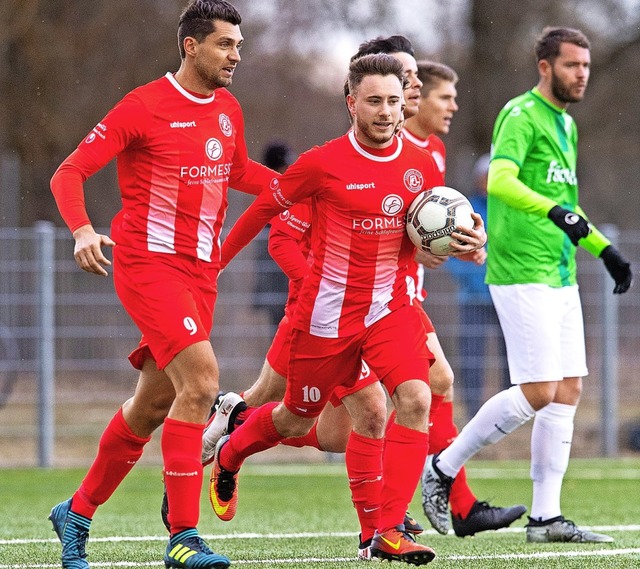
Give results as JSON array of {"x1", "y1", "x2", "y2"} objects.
[{"x1": 422, "y1": 26, "x2": 632, "y2": 544}]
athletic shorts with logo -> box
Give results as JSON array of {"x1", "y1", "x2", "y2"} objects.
[
  {"x1": 113, "y1": 245, "x2": 218, "y2": 370},
  {"x1": 284, "y1": 304, "x2": 434, "y2": 417}
]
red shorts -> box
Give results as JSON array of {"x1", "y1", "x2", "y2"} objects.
[
  {"x1": 284, "y1": 304, "x2": 433, "y2": 417},
  {"x1": 413, "y1": 298, "x2": 435, "y2": 334},
  {"x1": 330, "y1": 360, "x2": 380, "y2": 406},
  {"x1": 267, "y1": 314, "x2": 380, "y2": 405},
  {"x1": 113, "y1": 246, "x2": 218, "y2": 370},
  {"x1": 266, "y1": 314, "x2": 293, "y2": 378}
]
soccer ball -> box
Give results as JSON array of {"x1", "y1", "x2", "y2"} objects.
[{"x1": 406, "y1": 186, "x2": 475, "y2": 256}]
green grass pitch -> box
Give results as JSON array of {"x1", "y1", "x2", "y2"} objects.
[{"x1": 1, "y1": 458, "x2": 639, "y2": 568}]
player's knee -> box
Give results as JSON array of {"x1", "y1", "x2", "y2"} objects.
[{"x1": 429, "y1": 363, "x2": 454, "y2": 395}]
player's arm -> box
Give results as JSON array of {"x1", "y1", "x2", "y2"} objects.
[
  {"x1": 268, "y1": 203, "x2": 311, "y2": 281},
  {"x1": 488, "y1": 158, "x2": 590, "y2": 245},
  {"x1": 228, "y1": 108, "x2": 280, "y2": 195},
  {"x1": 574, "y1": 205, "x2": 633, "y2": 294},
  {"x1": 51, "y1": 147, "x2": 120, "y2": 276},
  {"x1": 221, "y1": 154, "x2": 317, "y2": 269}
]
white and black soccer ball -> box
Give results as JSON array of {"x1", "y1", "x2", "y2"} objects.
[{"x1": 406, "y1": 186, "x2": 474, "y2": 256}]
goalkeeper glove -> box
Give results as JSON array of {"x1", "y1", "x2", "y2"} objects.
[
  {"x1": 600, "y1": 245, "x2": 632, "y2": 294},
  {"x1": 547, "y1": 206, "x2": 591, "y2": 245}
]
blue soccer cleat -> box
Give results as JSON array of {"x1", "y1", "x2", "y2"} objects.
[
  {"x1": 164, "y1": 529, "x2": 230, "y2": 568},
  {"x1": 49, "y1": 498, "x2": 91, "y2": 569}
]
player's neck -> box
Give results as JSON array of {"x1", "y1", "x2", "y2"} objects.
[
  {"x1": 173, "y1": 66, "x2": 217, "y2": 98},
  {"x1": 402, "y1": 118, "x2": 430, "y2": 140},
  {"x1": 535, "y1": 83, "x2": 569, "y2": 111}
]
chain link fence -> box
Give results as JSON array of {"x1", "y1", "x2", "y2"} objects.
[{"x1": 1, "y1": 224, "x2": 639, "y2": 467}]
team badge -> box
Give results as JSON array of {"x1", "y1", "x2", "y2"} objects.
[
  {"x1": 382, "y1": 194, "x2": 403, "y2": 216},
  {"x1": 219, "y1": 114, "x2": 233, "y2": 137},
  {"x1": 205, "y1": 138, "x2": 223, "y2": 161},
  {"x1": 403, "y1": 169, "x2": 424, "y2": 193}
]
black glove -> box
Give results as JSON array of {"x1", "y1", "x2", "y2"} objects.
[
  {"x1": 547, "y1": 206, "x2": 591, "y2": 246},
  {"x1": 600, "y1": 245, "x2": 633, "y2": 294}
]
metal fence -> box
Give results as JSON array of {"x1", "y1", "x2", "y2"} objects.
[{"x1": 1, "y1": 224, "x2": 639, "y2": 467}]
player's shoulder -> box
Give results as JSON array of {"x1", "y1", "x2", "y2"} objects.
[{"x1": 499, "y1": 90, "x2": 546, "y2": 121}]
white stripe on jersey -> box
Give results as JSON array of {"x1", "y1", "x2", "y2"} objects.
[
  {"x1": 196, "y1": 181, "x2": 225, "y2": 262},
  {"x1": 309, "y1": 277, "x2": 346, "y2": 338},
  {"x1": 363, "y1": 235, "x2": 398, "y2": 327},
  {"x1": 147, "y1": 169, "x2": 178, "y2": 255},
  {"x1": 309, "y1": 212, "x2": 351, "y2": 337}
]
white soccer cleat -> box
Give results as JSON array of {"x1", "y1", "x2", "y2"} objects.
[{"x1": 201, "y1": 392, "x2": 246, "y2": 465}]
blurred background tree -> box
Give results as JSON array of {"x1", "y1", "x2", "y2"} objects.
[{"x1": 1, "y1": 0, "x2": 639, "y2": 228}]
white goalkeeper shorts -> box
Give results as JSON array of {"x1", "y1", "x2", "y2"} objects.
[{"x1": 489, "y1": 283, "x2": 588, "y2": 384}]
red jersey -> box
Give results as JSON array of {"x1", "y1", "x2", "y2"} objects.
[
  {"x1": 402, "y1": 130, "x2": 447, "y2": 177},
  {"x1": 221, "y1": 131, "x2": 443, "y2": 338},
  {"x1": 50, "y1": 72, "x2": 274, "y2": 265},
  {"x1": 267, "y1": 202, "x2": 312, "y2": 319},
  {"x1": 401, "y1": 129, "x2": 448, "y2": 302}
]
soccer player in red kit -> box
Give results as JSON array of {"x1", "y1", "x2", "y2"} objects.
[
  {"x1": 209, "y1": 54, "x2": 484, "y2": 565},
  {"x1": 352, "y1": 38, "x2": 526, "y2": 538},
  {"x1": 47, "y1": 2, "x2": 275, "y2": 568}
]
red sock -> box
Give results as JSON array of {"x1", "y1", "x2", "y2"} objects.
[
  {"x1": 428, "y1": 400, "x2": 457, "y2": 453},
  {"x1": 162, "y1": 418, "x2": 205, "y2": 534},
  {"x1": 385, "y1": 409, "x2": 397, "y2": 436},
  {"x1": 346, "y1": 432, "x2": 383, "y2": 542},
  {"x1": 428, "y1": 401, "x2": 477, "y2": 518},
  {"x1": 71, "y1": 408, "x2": 150, "y2": 519},
  {"x1": 221, "y1": 402, "x2": 281, "y2": 472},
  {"x1": 378, "y1": 423, "x2": 428, "y2": 533},
  {"x1": 280, "y1": 423, "x2": 320, "y2": 449},
  {"x1": 429, "y1": 393, "x2": 445, "y2": 426}
]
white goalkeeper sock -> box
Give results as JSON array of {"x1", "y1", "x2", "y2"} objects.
[
  {"x1": 437, "y1": 386, "x2": 535, "y2": 477},
  {"x1": 530, "y1": 402, "x2": 576, "y2": 521}
]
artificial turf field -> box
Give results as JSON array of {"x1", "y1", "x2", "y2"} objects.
[{"x1": 1, "y1": 458, "x2": 639, "y2": 568}]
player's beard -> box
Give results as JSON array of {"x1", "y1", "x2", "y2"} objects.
[
  {"x1": 551, "y1": 71, "x2": 585, "y2": 104},
  {"x1": 195, "y1": 60, "x2": 233, "y2": 90},
  {"x1": 356, "y1": 116, "x2": 402, "y2": 146}
]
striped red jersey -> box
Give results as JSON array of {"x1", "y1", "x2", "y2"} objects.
[
  {"x1": 51, "y1": 72, "x2": 274, "y2": 265},
  {"x1": 401, "y1": 129, "x2": 448, "y2": 302},
  {"x1": 267, "y1": 202, "x2": 312, "y2": 319},
  {"x1": 221, "y1": 131, "x2": 443, "y2": 338}
]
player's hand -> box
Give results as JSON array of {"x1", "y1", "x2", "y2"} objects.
[
  {"x1": 450, "y1": 212, "x2": 487, "y2": 254},
  {"x1": 415, "y1": 248, "x2": 447, "y2": 269},
  {"x1": 547, "y1": 205, "x2": 591, "y2": 246},
  {"x1": 72, "y1": 224, "x2": 116, "y2": 276},
  {"x1": 455, "y1": 247, "x2": 487, "y2": 265},
  {"x1": 600, "y1": 245, "x2": 632, "y2": 294}
]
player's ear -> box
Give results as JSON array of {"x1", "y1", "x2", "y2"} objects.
[
  {"x1": 183, "y1": 36, "x2": 198, "y2": 58},
  {"x1": 346, "y1": 94, "x2": 357, "y2": 118}
]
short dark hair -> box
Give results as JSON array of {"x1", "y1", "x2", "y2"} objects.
[
  {"x1": 178, "y1": 0, "x2": 242, "y2": 59},
  {"x1": 348, "y1": 53, "x2": 405, "y2": 97},
  {"x1": 351, "y1": 35, "x2": 415, "y2": 62},
  {"x1": 535, "y1": 27, "x2": 590, "y2": 63},
  {"x1": 416, "y1": 60, "x2": 458, "y2": 97}
]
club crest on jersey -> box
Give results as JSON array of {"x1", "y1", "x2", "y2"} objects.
[
  {"x1": 219, "y1": 114, "x2": 233, "y2": 137},
  {"x1": 403, "y1": 169, "x2": 424, "y2": 193},
  {"x1": 382, "y1": 194, "x2": 404, "y2": 216},
  {"x1": 205, "y1": 138, "x2": 223, "y2": 161}
]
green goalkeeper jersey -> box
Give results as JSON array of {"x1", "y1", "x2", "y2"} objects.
[{"x1": 486, "y1": 88, "x2": 580, "y2": 287}]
